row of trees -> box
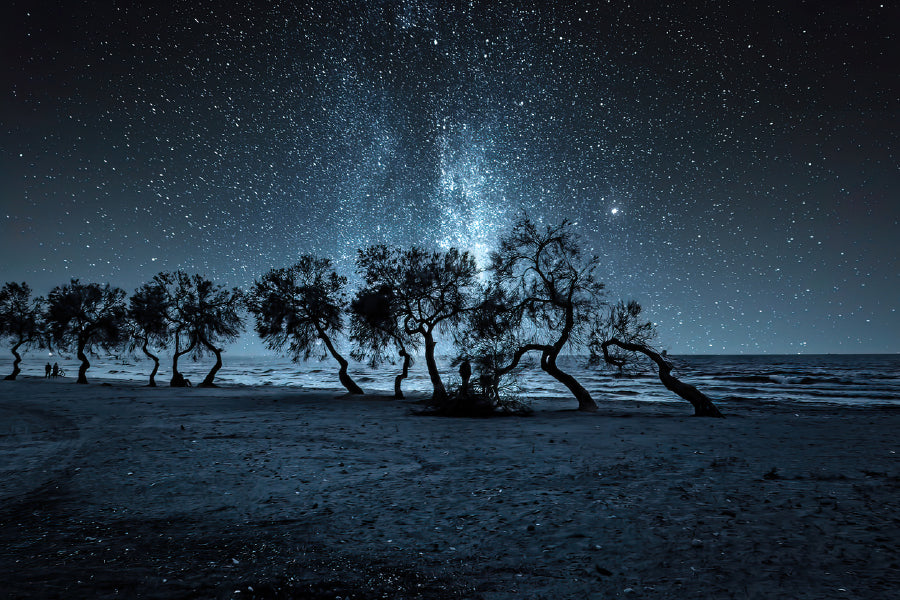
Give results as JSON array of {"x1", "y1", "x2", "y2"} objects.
[
  {"x1": 0, "y1": 273, "x2": 243, "y2": 388},
  {"x1": 0, "y1": 215, "x2": 723, "y2": 416}
]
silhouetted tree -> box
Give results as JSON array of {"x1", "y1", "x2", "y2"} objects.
[
  {"x1": 152, "y1": 272, "x2": 196, "y2": 386},
  {"x1": 248, "y1": 257, "x2": 363, "y2": 394},
  {"x1": 591, "y1": 300, "x2": 657, "y2": 376},
  {"x1": 425, "y1": 283, "x2": 538, "y2": 417},
  {"x1": 153, "y1": 271, "x2": 243, "y2": 387},
  {"x1": 453, "y1": 283, "x2": 529, "y2": 406},
  {"x1": 356, "y1": 245, "x2": 478, "y2": 402},
  {"x1": 45, "y1": 279, "x2": 127, "y2": 384},
  {"x1": 0, "y1": 282, "x2": 44, "y2": 380},
  {"x1": 489, "y1": 215, "x2": 605, "y2": 411},
  {"x1": 349, "y1": 285, "x2": 419, "y2": 398},
  {"x1": 127, "y1": 281, "x2": 171, "y2": 386},
  {"x1": 589, "y1": 300, "x2": 724, "y2": 417}
]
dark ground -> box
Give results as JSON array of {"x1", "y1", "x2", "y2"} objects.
[{"x1": 2, "y1": 378, "x2": 899, "y2": 599}]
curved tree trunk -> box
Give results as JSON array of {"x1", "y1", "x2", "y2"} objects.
[
  {"x1": 140, "y1": 340, "x2": 160, "y2": 387},
  {"x1": 422, "y1": 330, "x2": 447, "y2": 402},
  {"x1": 394, "y1": 350, "x2": 411, "y2": 399},
  {"x1": 601, "y1": 338, "x2": 724, "y2": 418},
  {"x1": 76, "y1": 339, "x2": 90, "y2": 384},
  {"x1": 496, "y1": 343, "x2": 546, "y2": 378},
  {"x1": 170, "y1": 335, "x2": 196, "y2": 387},
  {"x1": 4, "y1": 341, "x2": 23, "y2": 380},
  {"x1": 541, "y1": 350, "x2": 597, "y2": 412},
  {"x1": 198, "y1": 339, "x2": 222, "y2": 388},
  {"x1": 317, "y1": 327, "x2": 364, "y2": 395}
]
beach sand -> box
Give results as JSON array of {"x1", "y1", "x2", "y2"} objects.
[{"x1": 1, "y1": 377, "x2": 898, "y2": 599}]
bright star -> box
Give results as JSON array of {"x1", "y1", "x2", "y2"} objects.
[{"x1": 611, "y1": 207, "x2": 620, "y2": 215}]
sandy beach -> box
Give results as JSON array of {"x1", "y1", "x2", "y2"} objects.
[{"x1": 1, "y1": 377, "x2": 898, "y2": 599}]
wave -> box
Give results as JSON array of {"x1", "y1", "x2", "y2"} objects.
[
  {"x1": 716, "y1": 374, "x2": 864, "y2": 387},
  {"x1": 719, "y1": 375, "x2": 784, "y2": 384}
]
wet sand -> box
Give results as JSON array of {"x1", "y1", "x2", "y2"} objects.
[{"x1": 1, "y1": 377, "x2": 898, "y2": 599}]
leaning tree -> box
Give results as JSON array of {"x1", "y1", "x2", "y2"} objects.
[
  {"x1": 356, "y1": 245, "x2": 479, "y2": 402},
  {"x1": 0, "y1": 282, "x2": 44, "y2": 380},
  {"x1": 152, "y1": 271, "x2": 196, "y2": 386},
  {"x1": 349, "y1": 284, "x2": 419, "y2": 399},
  {"x1": 153, "y1": 271, "x2": 244, "y2": 387},
  {"x1": 44, "y1": 279, "x2": 128, "y2": 384},
  {"x1": 248, "y1": 256, "x2": 363, "y2": 395},
  {"x1": 488, "y1": 215, "x2": 606, "y2": 411},
  {"x1": 127, "y1": 281, "x2": 172, "y2": 386},
  {"x1": 589, "y1": 300, "x2": 724, "y2": 417}
]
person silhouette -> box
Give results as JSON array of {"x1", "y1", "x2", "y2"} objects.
[
  {"x1": 52, "y1": 362, "x2": 59, "y2": 377},
  {"x1": 394, "y1": 348, "x2": 412, "y2": 399},
  {"x1": 459, "y1": 359, "x2": 472, "y2": 397},
  {"x1": 45, "y1": 363, "x2": 51, "y2": 378}
]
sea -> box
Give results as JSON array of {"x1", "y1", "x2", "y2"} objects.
[{"x1": 10, "y1": 353, "x2": 900, "y2": 408}]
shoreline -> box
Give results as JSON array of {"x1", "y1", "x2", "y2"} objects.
[
  {"x1": 1, "y1": 378, "x2": 898, "y2": 598},
  {"x1": 8, "y1": 372, "x2": 900, "y2": 412},
  {"x1": 5, "y1": 351, "x2": 899, "y2": 413}
]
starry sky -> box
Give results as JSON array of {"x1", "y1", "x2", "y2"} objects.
[{"x1": 2, "y1": 1, "x2": 897, "y2": 354}]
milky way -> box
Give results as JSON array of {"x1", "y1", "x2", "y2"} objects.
[{"x1": 2, "y1": 1, "x2": 897, "y2": 353}]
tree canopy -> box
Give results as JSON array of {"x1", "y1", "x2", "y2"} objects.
[
  {"x1": 0, "y1": 282, "x2": 44, "y2": 380},
  {"x1": 44, "y1": 279, "x2": 127, "y2": 384},
  {"x1": 356, "y1": 245, "x2": 479, "y2": 401},
  {"x1": 248, "y1": 256, "x2": 362, "y2": 395},
  {"x1": 152, "y1": 271, "x2": 244, "y2": 387},
  {"x1": 487, "y1": 215, "x2": 606, "y2": 411},
  {"x1": 127, "y1": 281, "x2": 172, "y2": 386}
]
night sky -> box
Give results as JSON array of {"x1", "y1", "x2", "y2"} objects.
[{"x1": 2, "y1": 1, "x2": 897, "y2": 354}]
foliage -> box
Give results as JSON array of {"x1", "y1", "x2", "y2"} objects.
[
  {"x1": 588, "y1": 300, "x2": 657, "y2": 374},
  {"x1": 0, "y1": 282, "x2": 44, "y2": 347},
  {"x1": 152, "y1": 271, "x2": 244, "y2": 355},
  {"x1": 355, "y1": 245, "x2": 479, "y2": 399},
  {"x1": 356, "y1": 245, "x2": 479, "y2": 337},
  {"x1": 454, "y1": 283, "x2": 529, "y2": 403},
  {"x1": 248, "y1": 256, "x2": 362, "y2": 394},
  {"x1": 44, "y1": 279, "x2": 128, "y2": 383},
  {"x1": 490, "y1": 215, "x2": 605, "y2": 348},
  {"x1": 127, "y1": 281, "x2": 172, "y2": 352},
  {"x1": 45, "y1": 279, "x2": 128, "y2": 352},
  {"x1": 248, "y1": 256, "x2": 349, "y2": 361},
  {"x1": 485, "y1": 214, "x2": 606, "y2": 410},
  {"x1": 148, "y1": 271, "x2": 243, "y2": 387},
  {"x1": 0, "y1": 282, "x2": 45, "y2": 379},
  {"x1": 6, "y1": 220, "x2": 712, "y2": 412},
  {"x1": 127, "y1": 281, "x2": 172, "y2": 385},
  {"x1": 349, "y1": 284, "x2": 415, "y2": 367}
]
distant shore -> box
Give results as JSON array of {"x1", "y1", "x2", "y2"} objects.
[{"x1": 1, "y1": 377, "x2": 898, "y2": 599}]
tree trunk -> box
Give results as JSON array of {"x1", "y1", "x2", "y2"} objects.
[
  {"x1": 422, "y1": 330, "x2": 447, "y2": 402},
  {"x1": 76, "y1": 338, "x2": 89, "y2": 384},
  {"x1": 394, "y1": 350, "x2": 411, "y2": 399},
  {"x1": 4, "y1": 341, "x2": 23, "y2": 380},
  {"x1": 170, "y1": 335, "x2": 196, "y2": 387},
  {"x1": 198, "y1": 339, "x2": 222, "y2": 388},
  {"x1": 140, "y1": 340, "x2": 159, "y2": 387},
  {"x1": 317, "y1": 327, "x2": 364, "y2": 395},
  {"x1": 496, "y1": 344, "x2": 544, "y2": 378},
  {"x1": 601, "y1": 338, "x2": 724, "y2": 418},
  {"x1": 540, "y1": 350, "x2": 597, "y2": 411}
]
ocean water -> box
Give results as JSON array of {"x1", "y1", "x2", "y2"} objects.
[{"x1": 9, "y1": 352, "x2": 899, "y2": 408}]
